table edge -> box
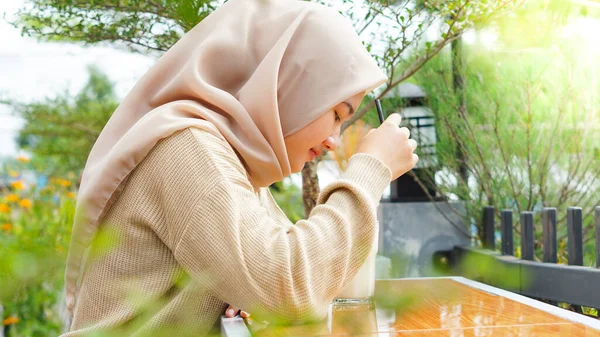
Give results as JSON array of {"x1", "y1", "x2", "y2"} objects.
[
  {"x1": 221, "y1": 276, "x2": 600, "y2": 336},
  {"x1": 400, "y1": 276, "x2": 600, "y2": 330}
]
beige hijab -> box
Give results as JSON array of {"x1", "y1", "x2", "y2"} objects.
[{"x1": 64, "y1": 0, "x2": 387, "y2": 313}]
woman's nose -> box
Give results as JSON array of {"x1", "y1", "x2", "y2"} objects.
[{"x1": 323, "y1": 135, "x2": 338, "y2": 151}]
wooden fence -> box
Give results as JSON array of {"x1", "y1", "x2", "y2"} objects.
[{"x1": 441, "y1": 206, "x2": 600, "y2": 314}]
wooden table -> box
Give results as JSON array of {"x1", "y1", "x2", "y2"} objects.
[{"x1": 221, "y1": 277, "x2": 600, "y2": 336}]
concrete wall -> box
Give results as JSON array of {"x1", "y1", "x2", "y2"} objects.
[{"x1": 377, "y1": 201, "x2": 471, "y2": 278}]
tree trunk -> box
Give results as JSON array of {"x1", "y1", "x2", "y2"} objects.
[
  {"x1": 301, "y1": 160, "x2": 320, "y2": 218},
  {"x1": 451, "y1": 36, "x2": 469, "y2": 188}
]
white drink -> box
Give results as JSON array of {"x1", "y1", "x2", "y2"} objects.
[{"x1": 335, "y1": 225, "x2": 378, "y2": 300}]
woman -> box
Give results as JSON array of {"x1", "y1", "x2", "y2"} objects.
[{"x1": 61, "y1": 0, "x2": 418, "y2": 336}]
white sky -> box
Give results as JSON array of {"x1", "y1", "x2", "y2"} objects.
[{"x1": 0, "y1": 0, "x2": 156, "y2": 157}]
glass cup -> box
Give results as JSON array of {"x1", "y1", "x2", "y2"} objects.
[
  {"x1": 334, "y1": 226, "x2": 379, "y2": 304},
  {"x1": 330, "y1": 294, "x2": 378, "y2": 335}
]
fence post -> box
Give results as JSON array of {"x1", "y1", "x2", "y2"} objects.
[
  {"x1": 483, "y1": 206, "x2": 495, "y2": 250},
  {"x1": 567, "y1": 207, "x2": 583, "y2": 266},
  {"x1": 520, "y1": 211, "x2": 534, "y2": 261},
  {"x1": 596, "y1": 206, "x2": 600, "y2": 269},
  {"x1": 567, "y1": 206, "x2": 584, "y2": 313},
  {"x1": 542, "y1": 208, "x2": 557, "y2": 263},
  {"x1": 501, "y1": 210, "x2": 513, "y2": 256}
]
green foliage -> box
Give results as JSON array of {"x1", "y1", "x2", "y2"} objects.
[
  {"x1": 411, "y1": 1, "x2": 600, "y2": 263},
  {"x1": 454, "y1": 251, "x2": 523, "y2": 290},
  {"x1": 337, "y1": 0, "x2": 523, "y2": 128},
  {"x1": 495, "y1": 0, "x2": 600, "y2": 49},
  {"x1": 8, "y1": 66, "x2": 117, "y2": 176},
  {"x1": 1, "y1": 68, "x2": 115, "y2": 336},
  {"x1": 12, "y1": 0, "x2": 521, "y2": 114},
  {"x1": 13, "y1": 0, "x2": 221, "y2": 52},
  {"x1": 0, "y1": 160, "x2": 75, "y2": 336},
  {"x1": 269, "y1": 180, "x2": 304, "y2": 223}
]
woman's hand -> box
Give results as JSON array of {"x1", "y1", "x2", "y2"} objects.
[
  {"x1": 356, "y1": 113, "x2": 418, "y2": 180},
  {"x1": 225, "y1": 304, "x2": 250, "y2": 319}
]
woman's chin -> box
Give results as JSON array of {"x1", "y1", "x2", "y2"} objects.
[
  {"x1": 292, "y1": 164, "x2": 305, "y2": 174},
  {"x1": 291, "y1": 161, "x2": 309, "y2": 174}
]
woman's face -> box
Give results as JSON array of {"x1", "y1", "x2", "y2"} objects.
[{"x1": 284, "y1": 92, "x2": 364, "y2": 173}]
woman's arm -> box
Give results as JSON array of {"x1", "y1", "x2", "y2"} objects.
[{"x1": 170, "y1": 128, "x2": 391, "y2": 325}]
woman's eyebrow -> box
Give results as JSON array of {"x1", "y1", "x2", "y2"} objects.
[{"x1": 342, "y1": 101, "x2": 355, "y2": 115}]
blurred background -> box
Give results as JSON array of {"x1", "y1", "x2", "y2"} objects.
[{"x1": 1, "y1": 0, "x2": 599, "y2": 335}]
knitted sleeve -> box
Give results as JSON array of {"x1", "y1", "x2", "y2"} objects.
[{"x1": 172, "y1": 128, "x2": 391, "y2": 325}]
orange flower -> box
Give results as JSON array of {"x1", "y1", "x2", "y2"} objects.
[
  {"x1": 1, "y1": 223, "x2": 12, "y2": 232},
  {"x1": 10, "y1": 180, "x2": 25, "y2": 190},
  {"x1": 18, "y1": 199, "x2": 32, "y2": 209},
  {"x1": 53, "y1": 179, "x2": 71, "y2": 188},
  {"x1": 3, "y1": 316, "x2": 19, "y2": 325},
  {"x1": 66, "y1": 192, "x2": 77, "y2": 199},
  {"x1": 16, "y1": 156, "x2": 30, "y2": 163},
  {"x1": 5, "y1": 194, "x2": 19, "y2": 203},
  {"x1": 0, "y1": 204, "x2": 10, "y2": 214},
  {"x1": 8, "y1": 170, "x2": 19, "y2": 178}
]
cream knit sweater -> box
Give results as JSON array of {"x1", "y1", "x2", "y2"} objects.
[{"x1": 62, "y1": 127, "x2": 391, "y2": 337}]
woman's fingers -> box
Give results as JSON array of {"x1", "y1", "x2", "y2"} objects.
[
  {"x1": 226, "y1": 305, "x2": 237, "y2": 318},
  {"x1": 399, "y1": 127, "x2": 411, "y2": 139},
  {"x1": 384, "y1": 113, "x2": 402, "y2": 126},
  {"x1": 226, "y1": 305, "x2": 250, "y2": 319},
  {"x1": 408, "y1": 139, "x2": 418, "y2": 151}
]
